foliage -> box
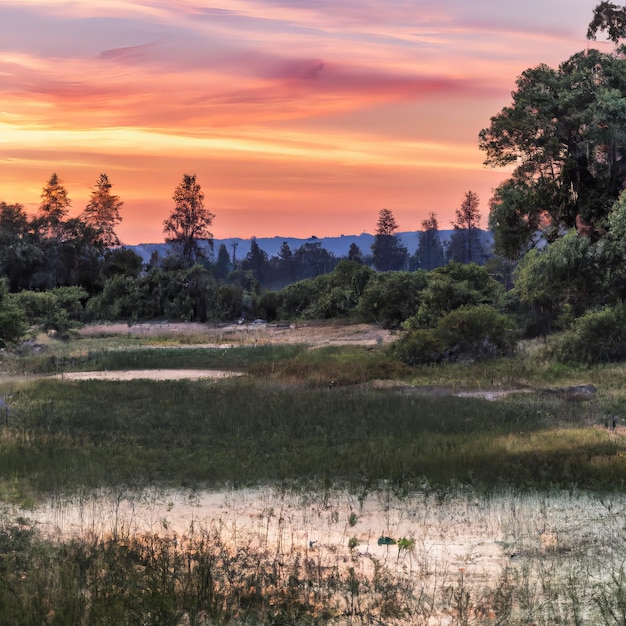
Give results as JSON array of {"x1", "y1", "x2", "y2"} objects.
[
  {"x1": 587, "y1": 1, "x2": 626, "y2": 43},
  {"x1": 513, "y1": 231, "x2": 600, "y2": 336},
  {"x1": 395, "y1": 304, "x2": 516, "y2": 365},
  {"x1": 357, "y1": 271, "x2": 427, "y2": 328},
  {"x1": 415, "y1": 212, "x2": 445, "y2": 270},
  {"x1": 407, "y1": 262, "x2": 504, "y2": 330},
  {"x1": 371, "y1": 209, "x2": 408, "y2": 271},
  {"x1": 551, "y1": 302, "x2": 626, "y2": 364},
  {"x1": 0, "y1": 278, "x2": 25, "y2": 346},
  {"x1": 80, "y1": 173, "x2": 123, "y2": 248},
  {"x1": 447, "y1": 191, "x2": 488, "y2": 265},
  {"x1": 242, "y1": 237, "x2": 269, "y2": 284},
  {"x1": 101, "y1": 247, "x2": 143, "y2": 280},
  {"x1": 480, "y1": 48, "x2": 626, "y2": 259},
  {"x1": 10, "y1": 286, "x2": 87, "y2": 336},
  {"x1": 37, "y1": 172, "x2": 71, "y2": 237},
  {"x1": 163, "y1": 174, "x2": 214, "y2": 268}
]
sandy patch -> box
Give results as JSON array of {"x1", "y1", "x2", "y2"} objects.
[{"x1": 52, "y1": 369, "x2": 243, "y2": 381}]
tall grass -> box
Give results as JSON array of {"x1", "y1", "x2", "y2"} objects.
[{"x1": 4, "y1": 488, "x2": 626, "y2": 624}]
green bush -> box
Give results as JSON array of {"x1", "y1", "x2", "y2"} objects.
[
  {"x1": 356, "y1": 270, "x2": 428, "y2": 328},
  {"x1": 552, "y1": 303, "x2": 626, "y2": 364},
  {"x1": 395, "y1": 304, "x2": 516, "y2": 365},
  {"x1": 408, "y1": 262, "x2": 504, "y2": 330},
  {"x1": 0, "y1": 279, "x2": 25, "y2": 346}
]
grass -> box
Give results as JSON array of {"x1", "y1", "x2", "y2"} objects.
[{"x1": 0, "y1": 371, "x2": 618, "y2": 496}]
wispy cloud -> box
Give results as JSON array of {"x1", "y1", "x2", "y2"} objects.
[{"x1": 0, "y1": 0, "x2": 600, "y2": 242}]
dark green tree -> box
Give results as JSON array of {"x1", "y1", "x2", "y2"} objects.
[
  {"x1": 479, "y1": 48, "x2": 626, "y2": 258},
  {"x1": 242, "y1": 237, "x2": 269, "y2": 284},
  {"x1": 371, "y1": 208, "x2": 407, "y2": 271},
  {"x1": 213, "y1": 243, "x2": 232, "y2": 281},
  {"x1": 293, "y1": 242, "x2": 336, "y2": 279},
  {"x1": 348, "y1": 243, "x2": 363, "y2": 263},
  {"x1": 513, "y1": 231, "x2": 598, "y2": 335},
  {"x1": 587, "y1": 2, "x2": 626, "y2": 43},
  {"x1": 0, "y1": 202, "x2": 37, "y2": 291},
  {"x1": 488, "y1": 179, "x2": 542, "y2": 261},
  {"x1": 101, "y1": 247, "x2": 143, "y2": 280},
  {"x1": 357, "y1": 270, "x2": 428, "y2": 328},
  {"x1": 409, "y1": 261, "x2": 504, "y2": 330},
  {"x1": 163, "y1": 174, "x2": 214, "y2": 268},
  {"x1": 0, "y1": 278, "x2": 25, "y2": 346},
  {"x1": 447, "y1": 191, "x2": 486, "y2": 264},
  {"x1": 416, "y1": 212, "x2": 445, "y2": 270},
  {"x1": 278, "y1": 241, "x2": 296, "y2": 283}
]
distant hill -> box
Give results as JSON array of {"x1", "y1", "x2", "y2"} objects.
[{"x1": 129, "y1": 230, "x2": 489, "y2": 263}]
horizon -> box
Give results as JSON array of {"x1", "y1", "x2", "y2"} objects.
[{"x1": 0, "y1": 1, "x2": 610, "y2": 245}]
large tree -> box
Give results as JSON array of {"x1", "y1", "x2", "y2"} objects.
[
  {"x1": 81, "y1": 173, "x2": 123, "y2": 249},
  {"x1": 479, "y1": 48, "x2": 626, "y2": 258},
  {"x1": 163, "y1": 174, "x2": 214, "y2": 268},
  {"x1": 371, "y1": 208, "x2": 407, "y2": 271}
]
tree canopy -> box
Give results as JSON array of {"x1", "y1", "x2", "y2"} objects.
[{"x1": 480, "y1": 48, "x2": 626, "y2": 258}]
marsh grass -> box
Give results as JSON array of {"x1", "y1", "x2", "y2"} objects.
[{"x1": 0, "y1": 374, "x2": 618, "y2": 497}]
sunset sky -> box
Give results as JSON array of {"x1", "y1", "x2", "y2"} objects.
[{"x1": 0, "y1": 1, "x2": 612, "y2": 245}]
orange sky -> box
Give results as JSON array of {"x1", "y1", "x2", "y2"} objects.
[{"x1": 0, "y1": 1, "x2": 611, "y2": 245}]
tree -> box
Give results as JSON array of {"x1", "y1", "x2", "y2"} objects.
[
  {"x1": 448, "y1": 192, "x2": 483, "y2": 264},
  {"x1": 0, "y1": 278, "x2": 25, "y2": 346},
  {"x1": 479, "y1": 48, "x2": 626, "y2": 258},
  {"x1": 81, "y1": 173, "x2": 123, "y2": 248},
  {"x1": 587, "y1": 2, "x2": 626, "y2": 43},
  {"x1": 242, "y1": 237, "x2": 269, "y2": 284},
  {"x1": 163, "y1": 174, "x2": 214, "y2": 268},
  {"x1": 213, "y1": 243, "x2": 232, "y2": 281},
  {"x1": 0, "y1": 202, "x2": 33, "y2": 290},
  {"x1": 348, "y1": 243, "x2": 363, "y2": 263},
  {"x1": 38, "y1": 173, "x2": 71, "y2": 237},
  {"x1": 293, "y1": 242, "x2": 336, "y2": 279},
  {"x1": 371, "y1": 208, "x2": 407, "y2": 271},
  {"x1": 513, "y1": 231, "x2": 598, "y2": 335},
  {"x1": 487, "y1": 179, "x2": 542, "y2": 261},
  {"x1": 357, "y1": 270, "x2": 427, "y2": 328},
  {"x1": 410, "y1": 261, "x2": 504, "y2": 329},
  {"x1": 416, "y1": 212, "x2": 445, "y2": 270},
  {"x1": 276, "y1": 241, "x2": 295, "y2": 284}
]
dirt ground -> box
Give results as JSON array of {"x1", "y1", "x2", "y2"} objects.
[{"x1": 79, "y1": 320, "x2": 396, "y2": 348}]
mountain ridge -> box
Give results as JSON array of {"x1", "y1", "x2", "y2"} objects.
[{"x1": 129, "y1": 230, "x2": 490, "y2": 263}]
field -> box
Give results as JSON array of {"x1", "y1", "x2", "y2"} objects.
[{"x1": 1, "y1": 321, "x2": 626, "y2": 624}]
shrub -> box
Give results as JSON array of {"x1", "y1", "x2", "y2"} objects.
[
  {"x1": 395, "y1": 304, "x2": 516, "y2": 365},
  {"x1": 552, "y1": 303, "x2": 626, "y2": 364},
  {"x1": 0, "y1": 279, "x2": 25, "y2": 346},
  {"x1": 357, "y1": 271, "x2": 428, "y2": 328}
]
